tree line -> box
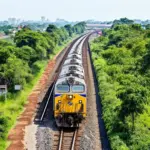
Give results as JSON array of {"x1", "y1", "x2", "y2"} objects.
[
  {"x1": 90, "y1": 19, "x2": 150, "y2": 150},
  {"x1": 0, "y1": 22, "x2": 86, "y2": 92},
  {"x1": 0, "y1": 22, "x2": 86, "y2": 149}
]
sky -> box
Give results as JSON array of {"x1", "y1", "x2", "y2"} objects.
[{"x1": 0, "y1": 0, "x2": 150, "y2": 21}]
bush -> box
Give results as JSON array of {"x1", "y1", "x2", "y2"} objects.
[
  {"x1": 110, "y1": 135, "x2": 129, "y2": 150},
  {"x1": 0, "y1": 95, "x2": 6, "y2": 102}
]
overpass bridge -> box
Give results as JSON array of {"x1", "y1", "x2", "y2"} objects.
[{"x1": 86, "y1": 23, "x2": 112, "y2": 30}]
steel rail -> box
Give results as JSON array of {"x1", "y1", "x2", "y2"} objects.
[
  {"x1": 40, "y1": 84, "x2": 55, "y2": 121},
  {"x1": 58, "y1": 129, "x2": 77, "y2": 150},
  {"x1": 58, "y1": 129, "x2": 63, "y2": 150},
  {"x1": 71, "y1": 129, "x2": 77, "y2": 150}
]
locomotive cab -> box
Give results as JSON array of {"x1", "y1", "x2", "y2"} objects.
[{"x1": 54, "y1": 77, "x2": 86, "y2": 127}]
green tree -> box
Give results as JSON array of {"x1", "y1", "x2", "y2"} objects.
[
  {"x1": 0, "y1": 45, "x2": 16, "y2": 64},
  {"x1": 113, "y1": 18, "x2": 134, "y2": 26},
  {"x1": 64, "y1": 24, "x2": 73, "y2": 36},
  {"x1": 118, "y1": 84, "x2": 148, "y2": 131},
  {"x1": 4, "y1": 30, "x2": 10, "y2": 35},
  {"x1": 73, "y1": 22, "x2": 86, "y2": 34},
  {"x1": 15, "y1": 46, "x2": 35, "y2": 63},
  {"x1": 14, "y1": 29, "x2": 48, "y2": 60},
  {"x1": 145, "y1": 24, "x2": 150, "y2": 30},
  {"x1": 1, "y1": 55, "x2": 31, "y2": 87},
  {"x1": 46, "y1": 24, "x2": 57, "y2": 33}
]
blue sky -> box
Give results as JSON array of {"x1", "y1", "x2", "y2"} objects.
[{"x1": 0, "y1": 0, "x2": 150, "y2": 21}]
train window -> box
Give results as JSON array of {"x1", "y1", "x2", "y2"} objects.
[
  {"x1": 57, "y1": 84, "x2": 69, "y2": 93},
  {"x1": 72, "y1": 85, "x2": 85, "y2": 93}
]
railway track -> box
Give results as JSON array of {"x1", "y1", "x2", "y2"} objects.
[
  {"x1": 53, "y1": 127, "x2": 83, "y2": 150},
  {"x1": 37, "y1": 33, "x2": 93, "y2": 150},
  {"x1": 40, "y1": 84, "x2": 55, "y2": 121},
  {"x1": 38, "y1": 34, "x2": 91, "y2": 122},
  {"x1": 58, "y1": 128, "x2": 77, "y2": 150}
]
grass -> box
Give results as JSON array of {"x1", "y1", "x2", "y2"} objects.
[
  {"x1": 0, "y1": 36, "x2": 77, "y2": 150},
  {"x1": 0, "y1": 60, "x2": 47, "y2": 149}
]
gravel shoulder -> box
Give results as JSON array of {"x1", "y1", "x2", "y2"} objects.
[
  {"x1": 79, "y1": 39, "x2": 102, "y2": 150},
  {"x1": 24, "y1": 123, "x2": 37, "y2": 150}
]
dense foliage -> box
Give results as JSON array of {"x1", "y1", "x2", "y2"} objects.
[
  {"x1": 0, "y1": 22, "x2": 86, "y2": 89},
  {"x1": 0, "y1": 22, "x2": 86, "y2": 149},
  {"x1": 0, "y1": 25, "x2": 14, "y2": 35},
  {"x1": 113, "y1": 18, "x2": 134, "y2": 26},
  {"x1": 91, "y1": 23, "x2": 150, "y2": 150}
]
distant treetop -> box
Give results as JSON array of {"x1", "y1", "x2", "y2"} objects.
[{"x1": 113, "y1": 18, "x2": 134, "y2": 25}]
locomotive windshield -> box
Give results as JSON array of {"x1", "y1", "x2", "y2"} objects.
[
  {"x1": 72, "y1": 85, "x2": 85, "y2": 93},
  {"x1": 57, "y1": 84, "x2": 69, "y2": 93}
]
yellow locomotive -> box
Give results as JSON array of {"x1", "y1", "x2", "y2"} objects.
[{"x1": 53, "y1": 36, "x2": 87, "y2": 127}]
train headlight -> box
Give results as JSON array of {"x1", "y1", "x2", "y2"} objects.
[
  {"x1": 58, "y1": 100, "x2": 61, "y2": 103},
  {"x1": 68, "y1": 95, "x2": 73, "y2": 100},
  {"x1": 79, "y1": 100, "x2": 82, "y2": 104}
]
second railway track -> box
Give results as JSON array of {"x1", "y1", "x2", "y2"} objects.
[
  {"x1": 53, "y1": 127, "x2": 83, "y2": 150},
  {"x1": 58, "y1": 128, "x2": 77, "y2": 150}
]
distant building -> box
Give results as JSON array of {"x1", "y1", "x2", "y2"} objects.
[
  {"x1": 8, "y1": 18, "x2": 17, "y2": 25},
  {"x1": 56, "y1": 18, "x2": 67, "y2": 23},
  {"x1": 41, "y1": 16, "x2": 46, "y2": 22}
]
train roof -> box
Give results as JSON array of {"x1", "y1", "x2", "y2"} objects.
[
  {"x1": 69, "y1": 37, "x2": 85, "y2": 54},
  {"x1": 60, "y1": 69, "x2": 84, "y2": 76},
  {"x1": 69, "y1": 37, "x2": 83, "y2": 52},
  {"x1": 67, "y1": 54, "x2": 82, "y2": 60},
  {"x1": 63, "y1": 58, "x2": 82, "y2": 66},
  {"x1": 69, "y1": 50, "x2": 82, "y2": 55},
  {"x1": 61, "y1": 64, "x2": 84, "y2": 73},
  {"x1": 59, "y1": 70, "x2": 84, "y2": 79},
  {"x1": 55, "y1": 35, "x2": 88, "y2": 86}
]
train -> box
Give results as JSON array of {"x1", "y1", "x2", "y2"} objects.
[{"x1": 53, "y1": 35, "x2": 88, "y2": 127}]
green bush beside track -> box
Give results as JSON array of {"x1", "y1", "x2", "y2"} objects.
[{"x1": 90, "y1": 23, "x2": 150, "y2": 150}]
